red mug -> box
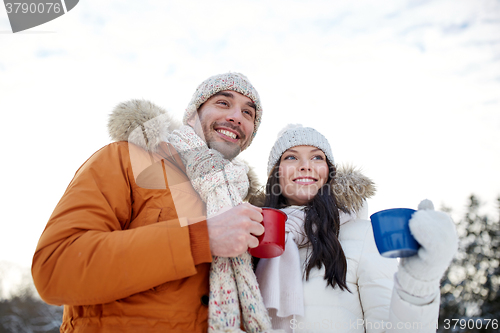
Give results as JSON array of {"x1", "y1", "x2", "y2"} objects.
[{"x1": 248, "y1": 207, "x2": 287, "y2": 258}]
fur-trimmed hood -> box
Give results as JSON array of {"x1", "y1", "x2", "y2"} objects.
[
  {"x1": 107, "y1": 99, "x2": 262, "y2": 200},
  {"x1": 108, "y1": 99, "x2": 181, "y2": 152},
  {"x1": 108, "y1": 100, "x2": 376, "y2": 210},
  {"x1": 333, "y1": 165, "x2": 376, "y2": 213}
]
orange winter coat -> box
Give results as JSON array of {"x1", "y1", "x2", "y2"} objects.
[{"x1": 32, "y1": 135, "x2": 213, "y2": 332}]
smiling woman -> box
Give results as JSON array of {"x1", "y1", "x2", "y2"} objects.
[
  {"x1": 278, "y1": 146, "x2": 330, "y2": 205},
  {"x1": 250, "y1": 123, "x2": 456, "y2": 333}
]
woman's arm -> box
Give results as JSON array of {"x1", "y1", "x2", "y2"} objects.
[
  {"x1": 357, "y1": 219, "x2": 398, "y2": 332},
  {"x1": 357, "y1": 204, "x2": 446, "y2": 332}
]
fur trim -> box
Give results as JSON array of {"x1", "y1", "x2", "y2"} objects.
[
  {"x1": 107, "y1": 99, "x2": 261, "y2": 191},
  {"x1": 108, "y1": 99, "x2": 181, "y2": 152},
  {"x1": 244, "y1": 163, "x2": 261, "y2": 202},
  {"x1": 247, "y1": 164, "x2": 376, "y2": 214},
  {"x1": 248, "y1": 188, "x2": 266, "y2": 207},
  {"x1": 333, "y1": 164, "x2": 376, "y2": 213},
  {"x1": 107, "y1": 101, "x2": 374, "y2": 210}
]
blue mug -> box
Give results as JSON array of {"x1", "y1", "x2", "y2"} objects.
[{"x1": 370, "y1": 208, "x2": 420, "y2": 258}]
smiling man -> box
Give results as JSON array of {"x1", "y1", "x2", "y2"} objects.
[
  {"x1": 32, "y1": 72, "x2": 267, "y2": 332},
  {"x1": 187, "y1": 90, "x2": 256, "y2": 160}
]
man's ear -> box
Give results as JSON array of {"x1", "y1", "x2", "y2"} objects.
[{"x1": 186, "y1": 114, "x2": 196, "y2": 127}]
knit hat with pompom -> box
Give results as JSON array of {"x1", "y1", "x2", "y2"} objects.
[
  {"x1": 267, "y1": 124, "x2": 334, "y2": 175},
  {"x1": 183, "y1": 72, "x2": 262, "y2": 148}
]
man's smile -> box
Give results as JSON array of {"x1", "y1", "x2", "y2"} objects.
[{"x1": 214, "y1": 126, "x2": 241, "y2": 143}]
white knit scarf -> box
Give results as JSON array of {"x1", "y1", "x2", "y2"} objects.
[
  {"x1": 167, "y1": 125, "x2": 275, "y2": 333},
  {"x1": 255, "y1": 207, "x2": 358, "y2": 332},
  {"x1": 255, "y1": 207, "x2": 306, "y2": 332}
]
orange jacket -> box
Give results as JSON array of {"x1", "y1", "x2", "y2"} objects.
[{"x1": 32, "y1": 140, "x2": 213, "y2": 332}]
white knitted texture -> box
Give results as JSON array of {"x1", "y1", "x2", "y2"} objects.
[
  {"x1": 167, "y1": 125, "x2": 274, "y2": 333},
  {"x1": 267, "y1": 125, "x2": 334, "y2": 175}
]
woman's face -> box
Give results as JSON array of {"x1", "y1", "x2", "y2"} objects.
[{"x1": 278, "y1": 145, "x2": 329, "y2": 206}]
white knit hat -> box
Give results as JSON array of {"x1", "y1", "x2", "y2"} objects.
[
  {"x1": 267, "y1": 124, "x2": 334, "y2": 175},
  {"x1": 183, "y1": 72, "x2": 262, "y2": 147}
]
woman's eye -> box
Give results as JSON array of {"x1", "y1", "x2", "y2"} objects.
[
  {"x1": 284, "y1": 155, "x2": 297, "y2": 160},
  {"x1": 312, "y1": 155, "x2": 324, "y2": 160}
]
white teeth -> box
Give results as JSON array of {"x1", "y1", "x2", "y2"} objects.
[
  {"x1": 217, "y1": 129, "x2": 237, "y2": 139},
  {"x1": 295, "y1": 178, "x2": 315, "y2": 183}
]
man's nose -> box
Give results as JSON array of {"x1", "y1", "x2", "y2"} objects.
[{"x1": 226, "y1": 107, "x2": 243, "y2": 125}]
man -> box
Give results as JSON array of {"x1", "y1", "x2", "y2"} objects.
[{"x1": 32, "y1": 72, "x2": 266, "y2": 332}]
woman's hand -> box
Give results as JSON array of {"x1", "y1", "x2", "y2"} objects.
[{"x1": 397, "y1": 199, "x2": 458, "y2": 297}]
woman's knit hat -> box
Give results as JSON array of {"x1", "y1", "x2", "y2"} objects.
[
  {"x1": 267, "y1": 124, "x2": 334, "y2": 175},
  {"x1": 183, "y1": 72, "x2": 263, "y2": 147}
]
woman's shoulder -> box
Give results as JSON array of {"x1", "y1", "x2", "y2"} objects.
[
  {"x1": 339, "y1": 217, "x2": 372, "y2": 242},
  {"x1": 338, "y1": 200, "x2": 372, "y2": 238}
]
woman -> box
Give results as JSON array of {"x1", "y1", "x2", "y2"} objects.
[{"x1": 251, "y1": 124, "x2": 457, "y2": 333}]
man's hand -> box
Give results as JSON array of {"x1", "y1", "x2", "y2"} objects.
[{"x1": 207, "y1": 203, "x2": 265, "y2": 257}]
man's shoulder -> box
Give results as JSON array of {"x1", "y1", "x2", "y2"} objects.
[
  {"x1": 89, "y1": 141, "x2": 130, "y2": 155},
  {"x1": 73, "y1": 142, "x2": 131, "y2": 176},
  {"x1": 85, "y1": 141, "x2": 185, "y2": 172}
]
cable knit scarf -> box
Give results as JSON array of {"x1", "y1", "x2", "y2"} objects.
[{"x1": 167, "y1": 125, "x2": 274, "y2": 333}]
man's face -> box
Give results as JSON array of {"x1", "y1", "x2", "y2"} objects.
[{"x1": 187, "y1": 90, "x2": 256, "y2": 160}]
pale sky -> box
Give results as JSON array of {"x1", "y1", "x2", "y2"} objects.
[{"x1": 1, "y1": 0, "x2": 499, "y2": 281}]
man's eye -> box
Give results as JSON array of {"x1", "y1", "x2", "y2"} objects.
[
  {"x1": 243, "y1": 110, "x2": 254, "y2": 118},
  {"x1": 217, "y1": 101, "x2": 229, "y2": 106}
]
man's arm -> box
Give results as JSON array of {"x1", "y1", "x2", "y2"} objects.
[{"x1": 32, "y1": 143, "x2": 210, "y2": 306}]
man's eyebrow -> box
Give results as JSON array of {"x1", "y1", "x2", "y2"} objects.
[
  {"x1": 212, "y1": 91, "x2": 256, "y2": 111},
  {"x1": 213, "y1": 91, "x2": 234, "y2": 99}
]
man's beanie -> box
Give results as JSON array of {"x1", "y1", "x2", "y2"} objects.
[
  {"x1": 267, "y1": 124, "x2": 334, "y2": 175},
  {"x1": 183, "y1": 72, "x2": 263, "y2": 147}
]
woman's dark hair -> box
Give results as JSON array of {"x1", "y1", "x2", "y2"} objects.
[{"x1": 263, "y1": 159, "x2": 350, "y2": 291}]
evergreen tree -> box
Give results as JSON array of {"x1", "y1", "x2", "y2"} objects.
[
  {"x1": 438, "y1": 195, "x2": 500, "y2": 332},
  {"x1": 0, "y1": 267, "x2": 62, "y2": 332}
]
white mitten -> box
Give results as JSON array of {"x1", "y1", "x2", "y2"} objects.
[{"x1": 397, "y1": 199, "x2": 458, "y2": 297}]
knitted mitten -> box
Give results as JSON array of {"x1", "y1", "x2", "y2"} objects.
[{"x1": 397, "y1": 199, "x2": 458, "y2": 297}]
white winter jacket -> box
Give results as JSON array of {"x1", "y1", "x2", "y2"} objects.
[
  {"x1": 284, "y1": 205, "x2": 440, "y2": 333},
  {"x1": 254, "y1": 166, "x2": 441, "y2": 333}
]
